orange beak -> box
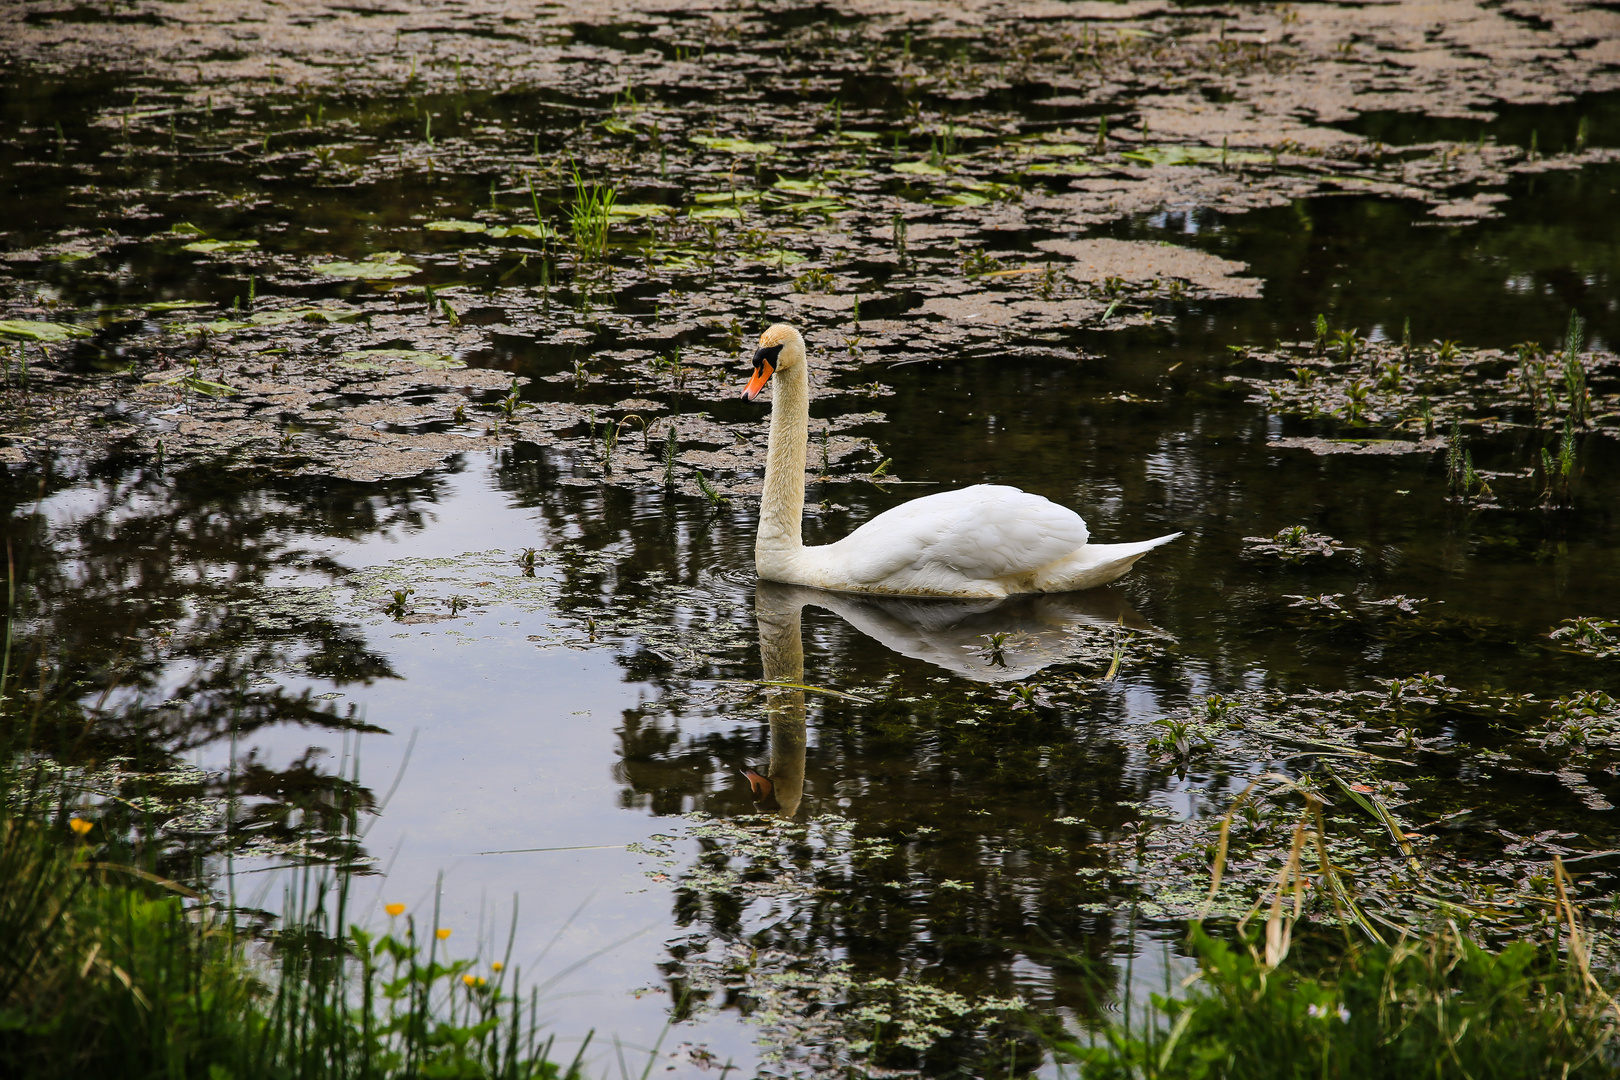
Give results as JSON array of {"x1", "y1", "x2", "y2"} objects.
[{"x1": 742, "y1": 355, "x2": 774, "y2": 400}]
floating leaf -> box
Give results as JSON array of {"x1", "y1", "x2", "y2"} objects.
[
  {"x1": 751, "y1": 248, "x2": 807, "y2": 267},
  {"x1": 0, "y1": 319, "x2": 92, "y2": 342},
  {"x1": 1026, "y1": 161, "x2": 1098, "y2": 175},
  {"x1": 604, "y1": 204, "x2": 674, "y2": 219},
  {"x1": 782, "y1": 198, "x2": 846, "y2": 213},
  {"x1": 918, "y1": 123, "x2": 995, "y2": 139},
  {"x1": 314, "y1": 256, "x2": 417, "y2": 280},
  {"x1": 424, "y1": 220, "x2": 487, "y2": 233},
  {"x1": 50, "y1": 251, "x2": 95, "y2": 262},
  {"x1": 176, "y1": 307, "x2": 362, "y2": 334},
  {"x1": 1015, "y1": 142, "x2": 1090, "y2": 157},
  {"x1": 601, "y1": 117, "x2": 637, "y2": 135},
  {"x1": 339, "y1": 349, "x2": 463, "y2": 370},
  {"x1": 691, "y1": 135, "x2": 776, "y2": 155},
  {"x1": 1121, "y1": 145, "x2": 1270, "y2": 167},
  {"x1": 168, "y1": 222, "x2": 207, "y2": 235},
  {"x1": 692, "y1": 190, "x2": 759, "y2": 204},
  {"x1": 892, "y1": 160, "x2": 948, "y2": 176},
  {"x1": 773, "y1": 179, "x2": 832, "y2": 197},
  {"x1": 486, "y1": 224, "x2": 553, "y2": 238},
  {"x1": 141, "y1": 301, "x2": 212, "y2": 311},
  {"x1": 688, "y1": 206, "x2": 743, "y2": 220},
  {"x1": 933, "y1": 193, "x2": 989, "y2": 207},
  {"x1": 183, "y1": 239, "x2": 260, "y2": 254}
]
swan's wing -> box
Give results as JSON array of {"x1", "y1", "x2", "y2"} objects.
[{"x1": 828, "y1": 485, "x2": 1088, "y2": 585}]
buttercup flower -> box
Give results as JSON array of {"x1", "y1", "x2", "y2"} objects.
[
  {"x1": 436, "y1": 928, "x2": 452, "y2": 940},
  {"x1": 385, "y1": 903, "x2": 405, "y2": 917},
  {"x1": 68, "y1": 818, "x2": 93, "y2": 837},
  {"x1": 491, "y1": 962, "x2": 504, "y2": 972}
]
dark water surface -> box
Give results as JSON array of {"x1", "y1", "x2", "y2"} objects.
[{"x1": 3, "y1": 43, "x2": 1619, "y2": 1078}]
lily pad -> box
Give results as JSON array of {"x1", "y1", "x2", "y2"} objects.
[
  {"x1": 773, "y1": 179, "x2": 832, "y2": 197},
  {"x1": 604, "y1": 204, "x2": 675, "y2": 219},
  {"x1": 485, "y1": 224, "x2": 553, "y2": 239},
  {"x1": 1026, "y1": 161, "x2": 1098, "y2": 175},
  {"x1": 0, "y1": 319, "x2": 93, "y2": 342},
  {"x1": 177, "y1": 307, "x2": 363, "y2": 334},
  {"x1": 314, "y1": 254, "x2": 417, "y2": 280},
  {"x1": 691, "y1": 135, "x2": 776, "y2": 155},
  {"x1": 689, "y1": 206, "x2": 743, "y2": 220},
  {"x1": 1121, "y1": 145, "x2": 1271, "y2": 167},
  {"x1": 339, "y1": 349, "x2": 462, "y2": 370},
  {"x1": 892, "y1": 161, "x2": 948, "y2": 177},
  {"x1": 182, "y1": 239, "x2": 260, "y2": 254},
  {"x1": 141, "y1": 301, "x2": 212, "y2": 311},
  {"x1": 424, "y1": 220, "x2": 487, "y2": 233},
  {"x1": 751, "y1": 249, "x2": 808, "y2": 267},
  {"x1": 692, "y1": 190, "x2": 759, "y2": 204},
  {"x1": 50, "y1": 251, "x2": 95, "y2": 263},
  {"x1": 1015, "y1": 142, "x2": 1091, "y2": 157},
  {"x1": 168, "y1": 222, "x2": 207, "y2": 235},
  {"x1": 933, "y1": 192, "x2": 989, "y2": 207}
]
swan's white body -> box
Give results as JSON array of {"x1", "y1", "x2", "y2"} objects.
[{"x1": 746, "y1": 326, "x2": 1181, "y2": 599}]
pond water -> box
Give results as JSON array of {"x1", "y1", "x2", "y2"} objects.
[{"x1": 2, "y1": 3, "x2": 1619, "y2": 1075}]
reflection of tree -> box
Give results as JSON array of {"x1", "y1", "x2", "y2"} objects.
[{"x1": 1, "y1": 453, "x2": 443, "y2": 883}]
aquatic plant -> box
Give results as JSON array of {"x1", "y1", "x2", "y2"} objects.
[
  {"x1": 1242, "y1": 526, "x2": 1352, "y2": 562},
  {"x1": 385, "y1": 587, "x2": 414, "y2": 618},
  {"x1": 567, "y1": 162, "x2": 617, "y2": 261},
  {"x1": 1540, "y1": 417, "x2": 1578, "y2": 508},
  {"x1": 1057, "y1": 920, "x2": 1618, "y2": 1079},
  {"x1": 661, "y1": 420, "x2": 678, "y2": 487},
  {"x1": 495, "y1": 380, "x2": 529, "y2": 422},
  {"x1": 1563, "y1": 309, "x2": 1589, "y2": 427},
  {"x1": 694, "y1": 469, "x2": 730, "y2": 509}
]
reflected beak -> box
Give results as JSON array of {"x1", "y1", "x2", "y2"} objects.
[
  {"x1": 742, "y1": 353, "x2": 775, "y2": 401},
  {"x1": 741, "y1": 767, "x2": 774, "y2": 800}
]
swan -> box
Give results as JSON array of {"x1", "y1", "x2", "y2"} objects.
[{"x1": 741, "y1": 324, "x2": 1181, "y2": 598}]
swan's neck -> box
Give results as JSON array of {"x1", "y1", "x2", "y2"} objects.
[{"x1": 757, "y1": 360, "x2": 809, "y2": 575}]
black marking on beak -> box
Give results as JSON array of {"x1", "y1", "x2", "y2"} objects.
[
  {"x1": 752, "y1": 343, "x2": 784, "y2": 371},
  {"x1": 743, "y1": 343, "x2": 784, "y2": 400}
]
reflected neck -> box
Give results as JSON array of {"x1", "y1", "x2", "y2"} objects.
[{"x1": 757, "y1": 360, "x2": 808, "y2": 571}]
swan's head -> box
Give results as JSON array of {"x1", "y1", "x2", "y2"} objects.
[{"x1": 742, "y1": 324, "x2": 806, "y2": 401}]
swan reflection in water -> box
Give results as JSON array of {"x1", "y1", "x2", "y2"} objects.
[{"x1": 742, "y1": 581, "x2": 1157, "y2": 816}]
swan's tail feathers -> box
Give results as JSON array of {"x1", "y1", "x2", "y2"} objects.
[{"x1": 1034, "y1": 532, "x2": 1183, "y2": 592}]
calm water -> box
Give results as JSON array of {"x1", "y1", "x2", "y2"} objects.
[{"x1": 3, "y1": 53, "x2": 1618, "y2": 1076}]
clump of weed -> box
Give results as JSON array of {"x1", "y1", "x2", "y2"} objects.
[{"x1": 1242, "y1": 526, "x2": 1353, "y2": 562}]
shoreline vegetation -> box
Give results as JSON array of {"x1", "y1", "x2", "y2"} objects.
[
  {"x1": 4, "y1": 741, "x2": 1616, "y2": 1076},
  {"x1": 0, "y1": 791, "x2": 585, "y2": 1080}
]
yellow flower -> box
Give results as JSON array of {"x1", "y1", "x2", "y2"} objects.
[
  {"x1": 436, "y1": 928, "x2": 452, "y2": 940},
  {"x1": 385, "y1": 903, "x2": 405, "y2": 917},
  {"x1": 491, "y1": 962, "x2": 504, "y2": 972},
  {"x1": 462, "y1": 974, "x2": 476, "y2": 986},
  {"x1": 69, "y1": 818, "x2": 93, "y2": 837}
]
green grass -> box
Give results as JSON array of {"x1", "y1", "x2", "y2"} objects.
[
  {"x1": 1057, "y1": 923, "x2": 1617, "y2": 1079},
  {"x1": 0, "y1": 800, "x2": 581, "y2": 1079}
]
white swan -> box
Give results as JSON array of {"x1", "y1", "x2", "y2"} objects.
[{"x1": 742, "y1": 324, "x2": 1182, "y2": 598}]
